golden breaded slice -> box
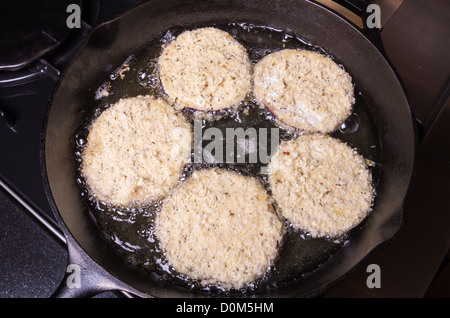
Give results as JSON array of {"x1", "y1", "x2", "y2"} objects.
[
  {"x1": 254, "y1": 49, "x2": 354, "y2": 133},
  {"x1": 158, "y1": 27, "x2": 252, "y2": 113},
  {"x1": 268, "y1": 134, "x2": 374, "y2": 238},
  {"x1": 81, "y1": 96, "x2": 192, "y2": 206},
  {"x1": 155, "y1": 168, "x2": 284, "y2": 290}
]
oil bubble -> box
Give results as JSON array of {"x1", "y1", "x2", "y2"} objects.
[{"x1": 339, "y1": 113, "x2": 359, "y2": 134}]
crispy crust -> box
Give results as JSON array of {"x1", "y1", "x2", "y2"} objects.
[
  {"x1": 155, "y1": 168, "x2": 284, "y2": 289},
  {"x1": 268, "y1": 134, "x2": 374, "y2": 238},
  {"x1": 253, "y1": 49, "x2": 354, "y2": 133},
  {"x1": 81, "y1": 96, "x2": 192, "y2": 206},
  {"x1": 158, "y1": 27, "x2": 252, "y2": 112}
]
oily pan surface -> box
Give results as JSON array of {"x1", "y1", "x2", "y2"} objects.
[{"x1": 73, "y1": 23, "x2": 382, "y2": 295}]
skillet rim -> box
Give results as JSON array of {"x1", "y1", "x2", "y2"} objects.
[{"x1": 39, "y1": 0, "x2": 418, "y2": 297}]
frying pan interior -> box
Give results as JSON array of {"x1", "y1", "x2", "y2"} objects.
[{"x1": 43, "y1": 0, "x2": 416, "y2": 297}]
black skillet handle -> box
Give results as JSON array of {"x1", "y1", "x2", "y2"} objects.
[
  {"x1": 51, "y1": 236, "x2": 112, "y2": 298},
  {"x1": 51, "y1": 234, "x2": 134, "y2": 298}
]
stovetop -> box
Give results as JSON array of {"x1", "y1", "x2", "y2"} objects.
[{"x1": 1, "y1": 0, "x2": 449, "y2": 298}]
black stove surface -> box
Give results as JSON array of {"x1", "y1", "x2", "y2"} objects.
[
  {"x1": 1, "y1": 0, "x2": 449, "y2": 299},
  {"x1": 0, "y1": 0, "x2": 146, "y2": 298},
  {"x1": 0, "y1": 0, "x2": 82, "y2": 71},
  {"x1": 1, "y1": 0, "x2": 147, "y2": 223}
]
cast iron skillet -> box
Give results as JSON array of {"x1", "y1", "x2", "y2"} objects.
[{"x1": 41, "y1": 0, "x2": 417, "y2": 297}]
